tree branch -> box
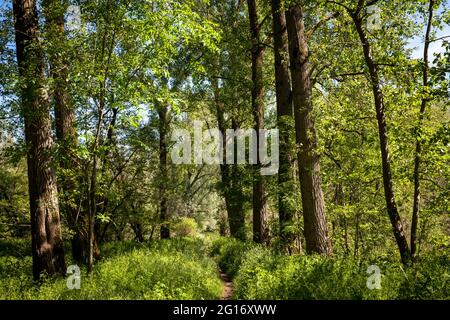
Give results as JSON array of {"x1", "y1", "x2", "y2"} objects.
[{"x1": 306, "y1": 12, "x2": 340, "y2": 38}]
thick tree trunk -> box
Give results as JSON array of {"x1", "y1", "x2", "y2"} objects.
[
  {"x1": 13, "y1": 0, "x2": 66, "y2": 279},
  {"x1": 411, "y1": 0, "x2": 434, "y2": 260},
  {"x1": 352, "y1": 12, "x2": 411, "y2": 265},
  {"x1": 157, "y1": 103, "x2": 170, "y2": 239},
  {"x1": 247, "y1": 0, "x2": 269, "y2": 244},
  {"x1": 271, "y1": 0, "x2": 297, "y2": 253},
  {"x1": 286, "y1": 5, "x2": 332, "y2": 255},
  {"x1": 42, "y1": 0, "x2": 90, "y2": 264}
]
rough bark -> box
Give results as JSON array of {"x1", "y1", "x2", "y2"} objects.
[
  {"x1": 286, "y1": 4, "x2": 332, "y2": 255},
  {"x1": 247, "y1": 0, "x2": 269, "y2": 244},
  {"x1": 42, "y1": 0, "x2": 91, "y2": 264},
  {"x1": 351, "y1": 10, "x2": 411, "y2": 265},
  {"x1": 13, "y1": 0, "x2": 66, "y2": 279},
  {"x1": 411, "y1": 0, "x2": 434, "y2": 260},
  {"x1": 271, "y1": 0, "x2": 297, "y2": 253}
]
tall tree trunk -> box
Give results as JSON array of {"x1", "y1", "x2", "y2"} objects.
[
  {"x1": 247, "y1": 0, "x2": 269, "y2": 244},
  {"x1": 13, "y1": 0, "x2": 66, "y2": 279},
  {"x1": 42, "y1": 0, "x2": 90, "y2": 264},
  {"x1": 87, "y1": 100, "x2": 105, "y2": 272},
  {"x1": 286, "y1": 4, "x2": 332, "y2": 255},
  {"x1": 157, "y1": 103, "x2": 170, "y2": 239},
  {"x1": 351, "y1": 9, "x2": 411, "y2": 265},
  {"x1": 271, "y1": 0, "x2": 297, "y2": 253},
  {"x1": 212, "y1": 76, "x2": 247, "y2": 240},
  {"x1": 230, "y1": 118, "x2": 248, "y2": 240},
  {"x1": 411, "y1": 0, "x2": 435, "y2": 260}
]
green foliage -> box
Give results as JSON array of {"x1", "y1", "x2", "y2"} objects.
[
  {"x1": 0, "y1": 238, "x2": 222, "y2": 300},
  {"x1": 172, "y1": 217, "x2": 199, "y2": 237},
  {"x1": 211, "y1": 237, "x2": 450, "y2": 300},
  {"x1": 397, "y1": 252, "x2": 450, "y2": 299},
  {"x1": 210, "y1": 237, "x2": 255, "y2": 279}
]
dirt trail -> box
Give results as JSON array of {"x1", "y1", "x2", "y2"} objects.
[{"x1": 219, "y1": 271, "x2": 233, "y2": 300}]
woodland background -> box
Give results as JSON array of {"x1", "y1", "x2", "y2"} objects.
[{"x1": 0, "y1": 0, "x2": 449, "y2": 299}]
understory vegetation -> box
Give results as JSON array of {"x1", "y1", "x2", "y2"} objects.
[
  {"x1": 1, "y1": 235, "x2": 449, "y2": 300},
  {"x1": 211, "y1": 237, "x2": 450, "y2": 300},
  {"x1": 0, "y1": 237, "x2": 222, "y2": 300}
]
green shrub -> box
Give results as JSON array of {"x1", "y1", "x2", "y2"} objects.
[{"x1": 172, "y1": 217, "x2": 198, "y2": 237}]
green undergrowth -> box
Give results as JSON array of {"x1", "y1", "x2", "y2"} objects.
[
  {"x1": 0, "y1": 237, "x2": 222, "y2": 300},
  {"x1": 1, "y1": 236, "x2": 448, "y2": 300},
  {"x1": 210, "y1": 237, "x2": 450, "y2": 300}
]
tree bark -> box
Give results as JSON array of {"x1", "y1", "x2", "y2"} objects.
[
  {"x1": 247, "y1": 0, "x2": 269, "y2": 244},
  {"x1": 42, "y1": 0, "x2": 90, "y2": 265},
  {"x1": 351, "y1": 9, "x2": 411, "y2": 265},
  {"x1": 157, "y1": 103, "x2": 170, "y2": 239},
  {"x1": 271, "y1": 0, "x2": 297, "y2": 253},
  {"x1": 13, "y1": 0, "x2": 66, "y2": 279},
  {"x1": 411, "y1": 0, "x2": 434, "y2": 260},
  {"x1": 286, "y1": 4, "x2": 332, "y2": 255}
]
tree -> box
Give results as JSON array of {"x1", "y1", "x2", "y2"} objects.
[
  {"x1": 411, "y1": 0, "x2": 435, "y2": 260},
  {"x1": 286, "y1": 3, "x2": 332, "y2": 255},
  {"x1": 157, "y1": 99, "x2": 170, "y2": 239},
  {"x1": 205, "y1": 0, "x2": 249, "y2": 241},
  {"x1": 271, "y1": 0, "x2": 297, "y2": 253},
  {"x1": 247, "y1": 0, "x2": 269, "y2": 244},
  {"x1": 335, "y1": 0, "x2": 411, "y2": 264},
  {"x1": 212, "y1": 74, "x2": 247, "y2": 240},
  {"x1": 42, "y1": 0, "x2": 90, "y2": 264},
  {"x1": 12, "y1": 0, "x2": 66, "y2": 279}
]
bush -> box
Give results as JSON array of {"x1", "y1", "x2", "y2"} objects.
[{"x1": 172, "y1": 217, "x2": 198, "y2": 237}]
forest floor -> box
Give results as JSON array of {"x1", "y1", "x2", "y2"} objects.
[{"x1": 219, "y1": 270, "x2": 233, "y2": 300}]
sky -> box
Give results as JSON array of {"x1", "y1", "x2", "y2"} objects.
[{"x1": 407, "y1": 20, "x2": 450, "y2": 61}]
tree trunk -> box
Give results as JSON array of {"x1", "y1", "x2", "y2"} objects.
[
  {"x1": 286, "y1": 4, "x2": 332, "y2": 255},
  {"x1": 351, "y1": 12, "x2": 411, "y2": 265},
  {"x1": 13, "y1": 0, "x2": 66, "y2": 279},
  {"x1": 212, "y1": 77, "x2": 247, "y2": 240},
  {"x1": 87, "y1": 98, "x2": 105, "y2": 272},
  {"x1": 411, "y1": 0, "x2": 434, "y2": 260},
  {"x1": 131, "y1": 222, "x2": 144, "y2": 242},
  {"x1": 247, "y1": 0, "x2": 269, "y2": 244},
  {"x1": 157, "y1": 103, "x2": 170, "y2": 239},
  {"x1": 42, "y1": 0, "x2": 90, "y2": 265},
  {"x1": 271, "y1": 0, "x2": 297, "y2": 253}
]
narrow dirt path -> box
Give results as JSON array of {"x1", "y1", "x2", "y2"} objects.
[{"x1": 219, "y1": 271, "x2": 233, "y2": 300}]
